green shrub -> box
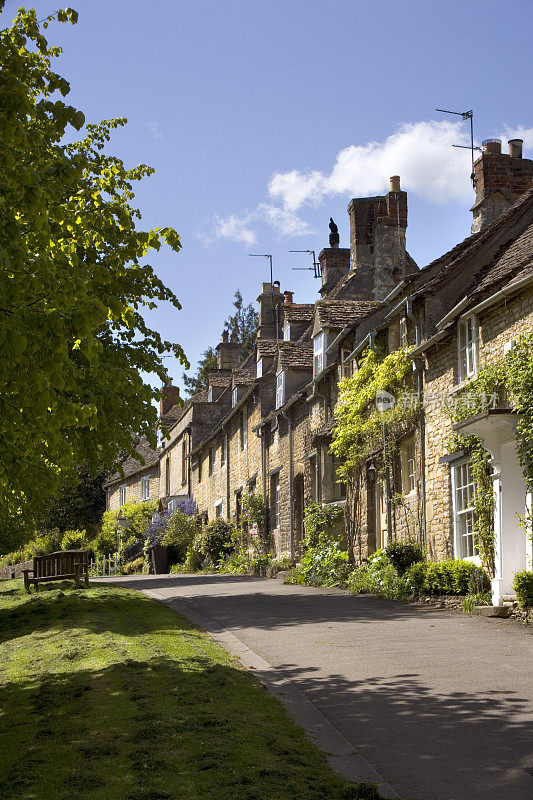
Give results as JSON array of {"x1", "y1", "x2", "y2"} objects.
[
  {"x1": 196, "y1": 519, "x2": 234, "y2": 563},
  {"x1": 403, "y1": 561, "x2": 428, "y2": 595},
  {"x1": 384, "y1": 538, "x2": 425, "y2": 574},
  {"x1": 463, "y1": 591, "x2": 492, "y2": 613},
  {"x1": 347, "y1": 551, "x2": 410, "y2": 600},
  {"x1": 303, "y1": 502, "x2": 344, "y2": 547},
  {"x1": 161, "y1": 511, "x2": 199, "y2": 561},
  {"x1": 60, "y1": 529, "x2": 89, "y2": 550},
  {"x1": 97, "y1": 501, "x2": 157, "y2": 555},
  {"x1": 424, "y1": 560, "x2": 489, "y2": 595},
  {"x1": 512, "y1": 570, "x2": 533, "y2": 607},
  {"x1": 122, "y1": 557, "x2": 145, "y2": 575}
]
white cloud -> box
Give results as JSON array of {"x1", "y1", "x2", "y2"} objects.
[
  {"x1": 147, "y1": 120, "x2": 163, "y2": 140},
  {"x1": 198, "y1": 204, "x2": 313, "y2": 247},
  {"x1": 199, "y1": 119, "x2": 533, "y2": 248}
]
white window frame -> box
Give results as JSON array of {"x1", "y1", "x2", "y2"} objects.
[
  {"x1": 451, "y1": 459, "x2": 479, "y2": 561},
  {"x1": 221, "y1": 434, "x2": 227, "y2": 465},
  {"x1": 271, "y1": 472, "x2": 280, "y2": 529},
  {"x1": 275, "y1": 370, "x2": 285, "y2": 409},
  {"x1": 399, "y1": 316, "x2": 408, "y2": 349},
  {"x1": 215, "y1": 498, "x2": 223, "y2": 518},
  {"x1": 141, "y1": 476, "x2": 150, "y2": 501},
  {"x1": 207, "y1": 386, "x2": 213, "y2": 402},
  {"x1": 283, "y1": 324, "x2": 291, "y2": 341},
  {"x1": 313, "y1": 331, "x2": 325, "y2": 378},
  {"x1": 232, "y1": 386, "x2": 238, "y2": 407},
  {"x1": 119, "y1": 484, "x2": 126, "y2": 506},
  {"x1": 340, "y1": 347, "x2": 352, "y2": 379},
  {"x1": 457, "y1": 316, "x2": 478, "y2": 382},
  {"x1": 256, "y1": 358, "x2": 263, "y2": 378}
]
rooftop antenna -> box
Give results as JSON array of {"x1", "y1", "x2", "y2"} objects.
[
  {"x1": 289, "y1": 249, "x2": 321, "y2": 279},
  {"x1": 249, "y1": 253, "x2": 279, "y2": 338},
  {"x1": 436, "y1": 108, "x2": 481, "y2": 186}
]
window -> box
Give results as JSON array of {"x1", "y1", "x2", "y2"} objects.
[
  {"x1": 240, "y1": 408, "x2": 247, "y2": 450},
  {"x1": 181, "y1": 439, "x2": 187, "y2": 486},
  {"x1": 141, "y1": 477, "x2": 150, "y2": 501},
  {"x1": 452, "y1": 461, "x2": 478, "y2": 559},
  {"x1": 221, "y1": 435, "x2": 227, "y2": 465},
  {"x1": 309, "y1": 454, "x2": 320, "y2": 503},
  {"x1": 458, "y1": 317, "x2": 478, "y2": 382},
  {"x1": 270, "y1": 472, "x2": 280, "y2": 529},
  {"x1": 207, "y1": 386, "x2": 213, "y2": 402},
  {"x1": 119, "y1": 484, "x2": 126, "y2": 506},
  {"x1": 248, "y1": 478, "x2": 256, "y2": 494},
  {"x1": 209, "y1": 448, "x2": 214, "y2": 476},
  {"x1": 283, "y1": 324, "x2": 291, "y2": 341},
  {"x1": 399, "y1": 316, "x2": 408, "y2": 348},
  {"x1": 275, "y1": 371, "x2": 285, "y2": 409},
  {"x1": 215, "y1": 499, "x2": 223, "y2": 518},
  {"x1": 256, "y1": 358, "x2": 263, "y2": 378},
  {"x1": 235, "y1": 489, "x2": 242, "y2": 526},
  {"x1": 313, "y1": 332, "x2": 325, "y2": 378},
  {"x1": 340, "y1": 348, "x2": 352, "y2": 378},
  {"x1": 401, "y1": 439, "x2": 416, "y2": 494},
  {"x1": 232, "y1": 387, "x2": 238, "y2": 407}
]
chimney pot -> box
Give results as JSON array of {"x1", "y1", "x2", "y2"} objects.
[
  {"x1": 389, "y1": 175, "x2": 401, "y2": 192},
  {"x1": 482, "y1": 138, "x2": 502, "y2": 154},
  {"x1": 509, "y1": 138, "x2": 523, "y2": 159},
  {"x1": 284, "y1": 290, "x2": 294, "y2": 304},
  {"x1": 273, "y1": 280, "x2": 281, "y2": 292},
  {"x1": 221, "y1": 330, "x2": 229, "y2": 343}
]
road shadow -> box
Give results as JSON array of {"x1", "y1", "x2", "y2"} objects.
[{"x1": 258, "y1": 665, "x2": 533, "y2": 800}]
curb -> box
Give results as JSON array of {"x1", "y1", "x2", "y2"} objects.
[{"x1": 142, "y1": 587, "x2": 400, "y2": 800}]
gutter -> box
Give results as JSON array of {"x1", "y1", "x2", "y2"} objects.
[
  {"x1": 409, "y1": 328, "x2": 450, "y2": 358},
  {"x1": 326, "y1": 325, "x2": 351, "y2": 354},
  {"x1": 344, "y1": 329, "x2": 377, "y2": 365},
  {"x1": 465, "y1": 272, "x2": 533, "y2": 318},
  {"x1": 435, "y1": 297, "x2": 471, "y2": 331}
]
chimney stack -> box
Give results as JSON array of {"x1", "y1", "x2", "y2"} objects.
[
  {"x1": 284, "y1": 290, "x2": 294, "y2": 304},
  {"x1": 256, "y1": 282, "x2": 284, "y2": 339},
  {"x1": 346, "y1": 176, "x2": 417, "y2": 301},
  {"x1": 216, "y1": 329, "x2": 241, "y2": 369},
  {"x1": 471, "y1": 138, "x2": 533, "y2": 233},
  {"x1": 160, "y1": 380, "x2": 180, "y2": 416}
]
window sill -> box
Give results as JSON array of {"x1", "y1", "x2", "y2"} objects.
[{"x1": 449, "y1": 376, "x2": 477, "y2": 395}]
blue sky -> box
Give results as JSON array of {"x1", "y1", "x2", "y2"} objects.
[{"x1": 4, "y1": 0, "x2": 533, "y2": 393}]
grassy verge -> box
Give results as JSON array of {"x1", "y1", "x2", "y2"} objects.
[{"x1": 0, "y1": 579, "x2": 385, "y2": 800}]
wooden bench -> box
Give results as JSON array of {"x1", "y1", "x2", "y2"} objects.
[{"x1": 22, "y1": 550, "x2": 90, "y2": 591}]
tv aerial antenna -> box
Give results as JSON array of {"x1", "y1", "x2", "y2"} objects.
[
  {"x1": 289, "y1": 249, "x2": 321, "y2": 279},
  {"x1": 249, "y1": 253, "x2": 280, "y2": 338},
  {"x1": 436, "y1": 108, "x2": 482, "y2": 186}
]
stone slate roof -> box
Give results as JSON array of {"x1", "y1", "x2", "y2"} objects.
[
  {"x1": 256, "y1": 339, "x2": 279, "y2": 358},
  {"x1": 278, "y1": 341, "x2": 313, "y2": 369},
  {"x1": 232, "y1": 368, "x2": 256, "y2": 385},
  {"x1": 311, "y1": 419, "x2": 336, "y2": 442},
  {"x1": 284, "y1": 303, "x2": 314, "y2": 324},
  {"x1": 471, "y1": 220, "x2": 533, "y2": 298},
  {"x1": 315, "y1": 300, "x2": 380, "y2": 329},
  {"x1": 208, "y1": 372, "x2": 232, "y2": 388},
  {"x1": 104, "y1": 438, "x2": 159, "y2": 487}
]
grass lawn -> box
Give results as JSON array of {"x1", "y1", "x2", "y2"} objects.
[{"x1": 0, "y1": 579, "x2": 383, "y2": 800}]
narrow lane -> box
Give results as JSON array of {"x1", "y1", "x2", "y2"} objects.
[{"x1": 102, "y1": 574, "x2": 533, "y2": 800}]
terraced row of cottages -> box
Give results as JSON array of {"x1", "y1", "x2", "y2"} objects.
[{"x1": 105, "y1": 137, "x2": 533, "y2": 605}]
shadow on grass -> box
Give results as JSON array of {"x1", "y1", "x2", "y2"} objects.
[{"x1": 0, "y1": 654, "x2": 357, "y2": 800}]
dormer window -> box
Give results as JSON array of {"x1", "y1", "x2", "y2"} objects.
[
  {"x1": 283, "y1": 324, "x2": 291, "y2": 341},
  {"x1": 257, "y1": 358, "x2": 263, "y2": 378},
  {"x1": 232, "y1": 386, "x2": 238, "y2": 407},
  {"x1": 207, "y1": 386, "x2": 213, "y2": 402},
  {"x1": 275, "y1": 371, "x2": 285, "y2": 409},
  {"x1": 313, "y1": 332, "x2": 325, "y2": 378},
  {"x1": 458, "y1": 316, "x2": 478, "y2": 382}
]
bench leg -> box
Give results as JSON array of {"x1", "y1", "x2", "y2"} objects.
[
  {"x1": 84, "y1": 572, "x2": 89, "y2": 588},
  {"x1": 74, "y1": 564, "x2": 81, "y2": 589},
  {"x1": 23, "y1": 571, "x2": 29, "y2": 592}
]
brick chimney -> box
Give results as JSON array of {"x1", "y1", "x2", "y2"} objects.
[
  {"x1": 216, "y1": 329, "x2": 241, "y2": 369},
  {"x1": 160, "y1": 380, "x2": 180, "y2": 415},
  {"x1": 471, "y1": 139, "x2": 533, "y2": 233},
  {"x1": 256, "y1": 282, "x2": 284, "y2": 339},
  {"x1": 347, "y1": 176, "x2": 417, "y2": 301},
  {"x1": 284, "y1": 290, "x2": 294, "y2": 304}
]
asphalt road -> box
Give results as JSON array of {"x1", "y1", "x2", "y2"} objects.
[{"x1": 102, "y1": 574, "x2": 533, "y2": 800}]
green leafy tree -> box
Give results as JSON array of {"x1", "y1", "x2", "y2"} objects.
[
  {"x1": 224, "y1": 289, "x2": 258, "y2": 361},
  {"x1": 39, "y1": 465, "x2": 106, "y2": 537},
  {"x1": 0, "y1": 6, "x2": 188, "y2": 553},
  {"x1": 182, "y1": 347, "x2": 218, "y2": 395}
]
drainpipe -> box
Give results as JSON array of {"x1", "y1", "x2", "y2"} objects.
[
  {"x1": 280, "y1": 409, "x2": 294, "y2": 560},
  {"x1": 256, "y1": 423, "x2": 268, "y2": 530},
  {"x1": 187, "y1": 428, "x2": 192, "y2": 499},
  {"x1": 407, "y1": 295, "x2": 427, "y2": 550},
  {"x1": 223, "y1": 426, "x2": 230, "y2": 519}
]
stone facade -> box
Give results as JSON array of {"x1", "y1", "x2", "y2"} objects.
[{"x1": 104, "y1": 154, "x2": 533, "y2": 591}]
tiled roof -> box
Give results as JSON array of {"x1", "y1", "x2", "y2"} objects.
[
  {"x1": 104, "y1": 438, "x2": 159, "y2": 487},
  {"x1": 208, "y1": 372, "x2": 232, "y2": 388},
  {"x1": 232, "y1": 368, "x2": 256, "y2": 385},
  {"x1": 316, "y1": 300, "x2": 380, "y2": 329},
  {"x1": 278, "y1": 341, "x2": 313, "y2": 369},
  {"x1": 471, "y1": 221, "x2": 533, "y2": 298},
  {"x1": 256, "y1": 339, "x2": 279, "y2": 357},
  {"x1": 284, "y1": 303, "x2": 315, "y2": 324}
]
